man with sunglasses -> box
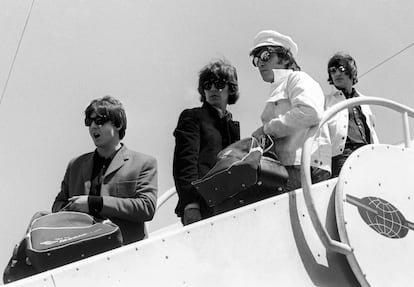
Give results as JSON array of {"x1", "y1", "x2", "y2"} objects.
[
  {"x1": 250, "y1": 30, "x2": 331, "y2": 191},
  {"x1": 52, "y1": 96, "x2": 158, "y2": 244},
  {"x1": 325, "y1": 52, "x2": 378, "y2": 177},
  {"x1": 173, "y1": 59, "x2": 240, "y2": 225}
]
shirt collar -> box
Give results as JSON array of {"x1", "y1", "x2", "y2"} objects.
[
  {"x1": 203, "y1": 102, "x2": 232, "y2": 120},
  {"x1": 266, "y1": 69, "x2": 293, "y2": 102},
  {"x1": 271, "y1": 69, "x2": 293, "y2": 88},
  {"x1": 332, "y1": 86, "x2": 358, "y2": 99},
  {"x1": 344, "y1": 87, "x2": 357, "y2": 99},
  {"x1": 94, "y1": 144, "x2": 122, "y2": 163},
  {"x1": 214, "y1": 106, "x2": 232, "y2": 119}
]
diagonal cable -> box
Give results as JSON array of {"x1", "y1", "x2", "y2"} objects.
[
  {"x1": 0, "y1": 0, "x2": 36, "y2": 107},
  {"x1": 359, "y1": 42, "x2": 414, "y2": 79}
]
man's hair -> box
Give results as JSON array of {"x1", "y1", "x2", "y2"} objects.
[
  {"x1": 251, "y1": 45, "x2": 301, "y2": 71},
  {"x1": 327, "y1": 52, "x2": 358, "y2": 85},
  {"x1": 84, "y1": 96, "x2": 127, "y2": 139},
  {"x1": 197, "y1": 59, "x2": 239, "y2": 105}
]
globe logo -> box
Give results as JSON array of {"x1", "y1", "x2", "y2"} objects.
[{"x1": 346, "y1": 194, "x2": 414, "y2": 239}]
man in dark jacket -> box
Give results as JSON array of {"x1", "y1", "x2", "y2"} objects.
[
  {"x1": 173, "y1": 59, "x2": 240, "y2": 225},
  {"x1": 52, "y1": 96, "x2": 157, "y2": 244}
]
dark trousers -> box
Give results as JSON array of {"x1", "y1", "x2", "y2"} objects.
[
  {"x1": 285, "y1": 165, "x2": 331, "y2": 191},
  {"x1": 331, "y1": 143, "x2": 366, "y2": 178}
]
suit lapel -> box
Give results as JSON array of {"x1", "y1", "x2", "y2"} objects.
[
  {"x1": 104, "y1": 145, "x2": 129, "y2": 179},
  {"x1": 81, "y1": 153, "x2": 94, "y2": 194}
]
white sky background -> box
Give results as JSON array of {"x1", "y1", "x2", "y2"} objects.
[{"x1": 0, "y1": 0, "x2": 413, "y2": 275}]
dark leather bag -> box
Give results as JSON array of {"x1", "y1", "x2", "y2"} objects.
[
  {"x1": 192, "y1": 137, "x2": 288, "y2": 214},
  {"x1": 3, "y1": 211, "x2": 123, "y2": 284}
]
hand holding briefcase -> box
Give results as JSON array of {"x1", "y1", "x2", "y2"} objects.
[{"x1": 192, "y1": 137, "x2": 288, "y2": 214}]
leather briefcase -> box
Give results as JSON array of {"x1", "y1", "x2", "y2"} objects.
[
  {"x1": 3, "y1": 211, "x2": 123, "y2": 283},
  {"x1": 26, "y1": 211, "x2": 123, "y2": 272},
  {"x1": 192, "y1": 137, "x2": 288, "y2": 213},
  {"x1": 211, "y1": 156, "x2": 288, "y2": 215}
]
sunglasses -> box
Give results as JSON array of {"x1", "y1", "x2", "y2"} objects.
[
  {"x1": 252, "y1": 50, "x2": 274, "y2": 67},
  {"x1": 202, "y1": 79, "x2": 227, "y2": 90},
  {"x1": 84, "y1": 115, "x2": 110, "y2": 127},
  {"x1": 328, "y1": 65, "x2": 347, "y2": 74}
]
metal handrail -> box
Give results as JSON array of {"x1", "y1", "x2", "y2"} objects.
[
  {"x1": 156, "y1": 186, "x2": 177, "y2": 210},
  {"x1": 301, "y1": 97, "x2": 414, "y2": 255}
]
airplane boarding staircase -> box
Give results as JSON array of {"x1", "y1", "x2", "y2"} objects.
[{"x1": 7, "y1": 98, "x2": 414, "y2": 287}]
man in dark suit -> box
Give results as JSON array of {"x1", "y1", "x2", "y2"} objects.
[
  {"x1": 173, "y1": 59, "x2": 240, "y2": 225},
  {"x1": 52, "y1": 96, "x2": 157, "y2": 244}
]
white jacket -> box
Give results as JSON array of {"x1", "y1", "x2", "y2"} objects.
[
  {"x1": 325, "y1": 88, "x2": 379, "y2": 157},
  {"x1": 261, "y1": 69, "x2": 331, "y2": 172}
]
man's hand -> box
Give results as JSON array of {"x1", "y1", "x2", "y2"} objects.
[
  {"x1": 252, "y1": 126, "x2": 266, "y2": 140},
  {"x1": 62, "y1": 195, "x2": 89, "y2": 213},
  {"x1": 183, "y1": 208, "x2": 202, "y2": 225}
]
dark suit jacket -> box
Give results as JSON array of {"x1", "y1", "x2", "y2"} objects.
[
  {"x1": 52, "y1": 144, "x2": 157, "y2": 244},
  {"x1": 173, "y1": 103, "x2": 240, "y2": 218}
]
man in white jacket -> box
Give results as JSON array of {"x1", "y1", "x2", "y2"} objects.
[
  {"x1": 325, "y1": 52, "x2": 379, "y2": 177},
  {"x1": 251, "y1": 30, "x2": 331, "y2": 191}
]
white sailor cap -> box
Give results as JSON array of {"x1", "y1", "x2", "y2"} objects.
[{"x1": 250, "y1": 30, "x2": 298, "y2": 57}]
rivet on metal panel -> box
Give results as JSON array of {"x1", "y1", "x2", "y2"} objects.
[
  {"x1": 257, "y1": 181, "x2": 262, "y2": 186},
  {"x1": 210, "y1": 222, "x2": 214, "y2": 226},
  {"x1": 135, "y1": 248, "x2": 139, "y2": 251},
  {"x1": 378, "y1": 182, "x2": 381, "y2": 187},
  {"x1": 81, "y1": 254, "x2": 85, "y2": 257},
  {"x1": 254, "y1": 208, "x2": 257, "y2": 212},
  {"x1": 241, "y1": 183, "x2": 246, "y2": 188},
  {"x1": 107, "y1": 257, "x2": 110, "y2": 261},
  {"x1": 302, "y1": 214, "x2": 306, "y2": 217},
  {"x1": 165, "y1": 256, "x2": 169, "y2": 259},
  {"x1": 76, "y1": 268, "x2": 80, "y2": 271},
  {"x1": 214, "y1": 187, "x2": 218, "y2": 191},
  {"x1": 228, "y1": 171, "x2": 232, "y2": 175}
]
